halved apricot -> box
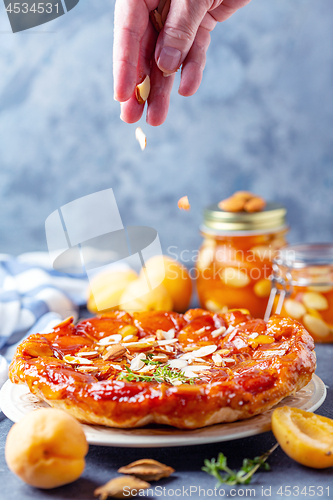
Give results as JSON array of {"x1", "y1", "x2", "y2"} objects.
[{"x1": 272, "y1": 406, "x2": 333, "y2": 469}]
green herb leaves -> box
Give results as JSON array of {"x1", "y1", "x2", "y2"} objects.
[
  {"x1": 118, "y1": 363, "x2": 198, "y2": 386},
  {"x1": 202, "y1": 443, "x2": 278, "y2": 485}
]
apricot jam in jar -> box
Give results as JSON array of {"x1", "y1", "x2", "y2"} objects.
[
  {"x1": 269, "y1": 243, "x2": 333, "y2": 343},
  {"x1": 196, "y1": 202, "x2": 288, "y2": 318}
]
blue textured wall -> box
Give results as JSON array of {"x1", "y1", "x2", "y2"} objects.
[{"x1": 0, "y1": 0, "x2": 332, "y2": 259}]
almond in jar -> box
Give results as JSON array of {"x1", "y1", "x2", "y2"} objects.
[
  {"x1": 196, "y1": 195, "x2": 288, "y2": 318},
  {"x1": 270, "y1": 243, "x2": 333, "y2": 343}
]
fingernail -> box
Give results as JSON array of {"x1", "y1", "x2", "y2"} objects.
[{"x1": 157, "y1": 47, "x2": 181, "y2": 73}]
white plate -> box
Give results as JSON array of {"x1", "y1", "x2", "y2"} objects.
[
  {"x1": 0, "y1": 376, "x2": 326, "y2": 448},
  {"x1": 0, "y1": 355, "x2": 8, "y2": 390}
]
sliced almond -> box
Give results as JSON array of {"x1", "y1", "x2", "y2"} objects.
[
  {"x1": 182, "y1": 345, "x2": 201, "y2": 352},
  {"x1": 195, "y1": 327, "x2": 207, "y2": 335},
  {"x1": 94, "y1": 476, "x2": 150, "y2": 500},
  {"x1": 103, "y1": 344, "x2": 127, "y2": 361},
  {"x1": 182, "y1": 370, "x2": 199, "y2": 378},
  {"x1": 135, "y1": 75, "x2": 150, "y2": 105},
  {"x1": 215, "y1": 348, "x2": 231, "y2": 355},
  {"x1": 138, "y1": 365, "x2": 156, "y2": 374},
  {"x1": 143, "y1": 336, "x2": 157, "y2": 342},
  {"x1": 130, "y1": 354, "x2": 146, "y2": 372},
  {"x1": 118, "y1": 458, "x2": 174, "y2": 482},
  {"x1": 180, "y1": 352, "x2": 196, "y2": 360},
  {"x1": 167, "y1": 358, "x2": 188, "y2": 369},
  {"x1": 221, "y1": 357, "x2": 236, "y2": 364},
  {"x1": 98, "y1": 334, "x2": 123, "y2": 346},
  {"x1": 151, "y1": 353, "x2": 169, "y2": 362},
  {"x1": 193, "y1": 345, "x2": 217, "y2": 357},
  {"x1": 150, "y1": 9, "x2": 163, "y2": 32},
  {"x1": 158, "y1": 345, "x2": 174, "y2": 353},
  {"x1": 155, "y1": 328, "x2": 175, "y2": 340},
  {"x1": 155, "y1": 329, "x2": 165, "y2": 340},
  {"x1": 122, "y1": 335, "x2": 136, "y2": 342},
  {"x1": 122, "y1": 340, "x2": 158, "y2": 351},
  {"x1": 135, "y1": 127, "x2": 147, "y2": 151},
  {"x1": 76, "y1": 351, "x2": 100, "y2": 358},
  {"x1": 211, "y1": 326, "x2": 226, "y2": 338},
  {"x1": 193, "y1": 358, "x2": 211, "y2": 364},
  {"x1": 178, "y1": 196, "x2": 191, "y2": 210},
  {"x1": 212, "y1": 353, "x2": 224, "y2": 366},
  {"x1": 182, "y1": 365, "x2": 208, "y2": 378},
  {"x1": 157, "y1": 338, "x2": 178, "y2": 346},
  {"x1": 109, "y1": 363, "x2": 124, "y2": 371}
]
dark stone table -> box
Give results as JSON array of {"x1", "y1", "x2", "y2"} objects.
[{"x1": 1, "y1": 344, "x2": 332, "y2": 500}]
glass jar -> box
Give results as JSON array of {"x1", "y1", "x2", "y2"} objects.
[
  {"x1": 196, "y1": 202, "x2": 288, "y2": 318},
  {"x1": 267, "y1": 243, "x2": 333, "y2": 343}
]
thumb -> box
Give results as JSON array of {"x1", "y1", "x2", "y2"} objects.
[{"x1": 155, "y1": 0, "x2": 210, "y2": 74}]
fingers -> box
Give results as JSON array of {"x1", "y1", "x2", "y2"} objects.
[
  {"x1": 113, "y1": 0, "x2": 156, "y2": 102},
  {"x1": 178, "y1": 25, "x2": 211, "y2": 97},
  {"x1": 119, "y1": 12, "x2": 158, "y2": 123},
  {"x1": 209, "y1": 0, "x2": 252, "y2": 22},
  {"x1": 155, "y1": 0, "x2": 211, "y2": 75},
  {"x1": 146, "y1": 62, "x2": 176, "y2": 126}
]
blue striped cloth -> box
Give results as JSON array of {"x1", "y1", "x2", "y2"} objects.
[{"x1": 0, "y1": 252, "x2": 88, "y2": 364}]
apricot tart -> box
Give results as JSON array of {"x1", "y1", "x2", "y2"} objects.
[{"x1": 9, "y1": 309, "x2": 316, "y2": 429}]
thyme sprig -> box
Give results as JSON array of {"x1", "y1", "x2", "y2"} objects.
[
  {"x1": 118, "y1": 364, "x2": 198, "y2": 386},
  {"x1": 202, "y1": 443, "x2": 278, "y2": 486},
  {"x1": 142, "y1": 354, "x2": 163, "y2": 366}
]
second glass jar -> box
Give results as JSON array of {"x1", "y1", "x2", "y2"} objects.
[{"x1": 196, "y1": 202, "x2": 288, "y2": 318}]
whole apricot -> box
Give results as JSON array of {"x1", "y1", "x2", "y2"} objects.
[
  {"x1": 272, "y1": 406, "x2": 333, "y2": 469},
  {"x1": 5, "y1": 408, "x2": 88, "y2": 488},
  {"x1": 120, "y1": 279, "x2": 173, "y2": 313},
  {"x1": 140, "y1": 256, "x2": 192, "y2": 312},
  {"x1": 87, "y1": 269, "x2": 138, "y2": 313}
]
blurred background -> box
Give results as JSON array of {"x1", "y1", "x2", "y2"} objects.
[{"x1": 0, "y1": 0, "x2": 332, "y2": 261}]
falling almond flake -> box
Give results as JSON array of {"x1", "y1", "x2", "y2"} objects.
[
  {"x1": 135, "y1": 127, "x2": 147, "y2": 151},
  {"x1": 178, "y1": 196, "x2": 190, "y2": 211}
]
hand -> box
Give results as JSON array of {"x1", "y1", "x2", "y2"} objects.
[{"x1": 113, "y1": 0, "x2": 251, "y2": 126}]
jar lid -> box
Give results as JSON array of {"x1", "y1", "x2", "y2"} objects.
[{"x1": 202, "y1": 202, "x2": 287, "y2": 234}]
